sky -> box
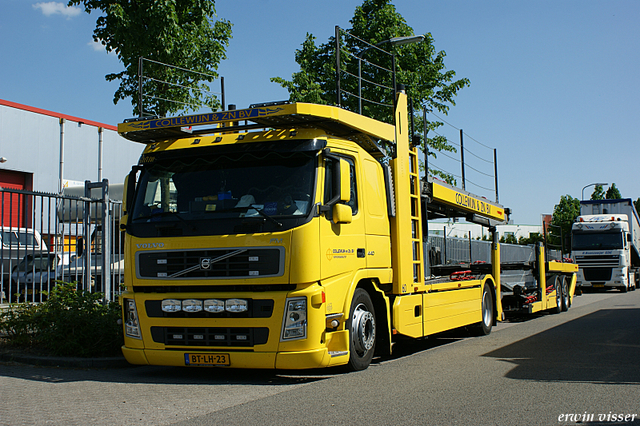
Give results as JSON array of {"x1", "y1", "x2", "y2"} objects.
[{"x1": 1, "y1": 0, "x2": 639, "y2": 225}]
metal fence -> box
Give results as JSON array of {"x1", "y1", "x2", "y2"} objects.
[
  {"x1": 0, "y1": 180, "x2": 122, "y2": 305},
  {"x1": 426, "y1": 234, "x2": 563, "y2": 267},
  {"x1": 426, "y1": 234, "x2": 564, "y2": 291}
]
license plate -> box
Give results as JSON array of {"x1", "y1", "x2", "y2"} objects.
[
  {"x1": 594, "y1": 284, "x2": 605, "y2": 288},
  {"x1": 184, "y1": 353, "x2": 230, "y2": 366}
]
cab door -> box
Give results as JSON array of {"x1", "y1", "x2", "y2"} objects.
[{"x1": 319, "y1": 152, "x2": 366, "y2": 280}]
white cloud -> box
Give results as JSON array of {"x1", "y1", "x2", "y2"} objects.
[
  {"x1": 33, "y1": 2, "x2": 82, "y2": 19},
  {"x1": 87, "y1": 40, "x2": 116, "y2": 56},
  {"x1": 88, "y1": 40, "x2": 104, "y2": 52}
]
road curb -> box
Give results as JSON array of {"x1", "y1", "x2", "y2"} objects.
[{"x1": 0, "y1": 350, "x2": 130, "y2": 368}]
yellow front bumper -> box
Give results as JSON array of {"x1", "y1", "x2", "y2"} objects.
[{"x1": 122, "y1": 346, "x2": 347, "y2": 370}]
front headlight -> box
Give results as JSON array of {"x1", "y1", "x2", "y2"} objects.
[
  {"x1": 124, "y1": 298, "x2": 142, "y2": 339},
  {"x1": 182, "y1": 299, "x2": 203, "y2": 313},
  {"x1": 161, "y1": 299, "x2": 182, "y2": 313},
  {"x1": 204, "y1": 299, "x2": 225, "y2": 313},
  {"x1": 226, "y1": 299, "x2": 248, "y2": 313},
  {"x1": 281, "y1": 297, "x2": 307, "y2": 341}
]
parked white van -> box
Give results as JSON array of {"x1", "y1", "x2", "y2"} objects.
[{"x1": 0, "y1": 227, "x2": 48, "y2": 284}]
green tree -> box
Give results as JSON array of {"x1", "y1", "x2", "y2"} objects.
[
  {"x1": 590, "y1": 184, "x2": 605, "y2": 200},
  {"x1": 518, "y1": 232, "x2": 544, "y2": 246},
  {"x1": 271, "y1": 0, "x2": 469, "y2": 183},
  {"x1": 69, "y1": 0, "x2": 232, "y2": 117},
  {"x1": 499, "y1": 233, "x2": 518, "y2": 245},
  {"x1": 605, "y1": 183, "x2": 622, "y2": 199},
  {"x1": 634, "y1": 198, "x2": 640, "y2": 213},
  {"x1": 549, "y1": 195, "x2": 580, "y2": 253}
]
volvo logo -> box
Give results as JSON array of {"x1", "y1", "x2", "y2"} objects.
[
  {"x1": 136, "y1": 243, "x2": 165, "y2": 249},
  {"x1": 200, "y1": 257, "x2": 210, "y2": 270}
]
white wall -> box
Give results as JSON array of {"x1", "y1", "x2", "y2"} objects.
[
  {"x1": 428, "y1": 221, "x2": 543, "y2": 240},
  {"x1": 0, "y1": 102, "x2": 142, "y2": 192}
]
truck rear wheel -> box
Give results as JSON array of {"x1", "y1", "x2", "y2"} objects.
[
  {"x1": 552, "y1": 275, "x2": 563, "y2": 314},
  {"x1": 346, "y1": 288, "x2": 376, "y2": 371},
  {"x1": 561, "y1": 276, "x2": 570, "y2": 311},
  {"x1": 472, "y1": 283, "x2": 494, "y2": 336}
]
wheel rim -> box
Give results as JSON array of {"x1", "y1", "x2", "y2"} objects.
[
  {"x1": 556, "y1": 277, "x2": 562, "y2": 310},
  {"x1": 352, "y1": 303, "x2": 376, "y2": 356},
  {"x1": 482, "y1": 289, "x2": 492, "y2": 327}
]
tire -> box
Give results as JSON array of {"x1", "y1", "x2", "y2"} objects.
[
  {"x1": 620, "y1": 285, "x2": 628, "y2": 293},
  {"x1": 472, "y1": 283, "x2": 494, "y2": 336},
  {"x1": 346, "y1": 288, "x2": 377, "y2": 371},
  {"x1": 552, "y1": 275, "x2": 563, "y2": 314},
  {"x1": 561, "y1": 276, "x2": 570, "y2": 311}
]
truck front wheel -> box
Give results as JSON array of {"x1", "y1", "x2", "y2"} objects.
[{"x1": 346, "y1": 288, "x2": 376, "y2": 371}]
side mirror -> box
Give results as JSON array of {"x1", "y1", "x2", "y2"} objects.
[
  {"x1": 123, "y1": 173, "x2": 130, "y2": 215},
  {"x1": 76, "y1": 236, "x2": 85, "y2": 258},
  {"x1": 124, "y1": 168, "x2": 139, "y2": 215},
  {"x1": 122, "y1": 167, "x2": 140, "y2": 230},
  {"x1": 338, "y1": 158, "x2": 351, "y2": 203},
  {"x1": 320, "y1": 150, "x2": 353, "y2": 222},
  {"x1": 333, "y1": 203, "x2": 353, "y2": 224}
]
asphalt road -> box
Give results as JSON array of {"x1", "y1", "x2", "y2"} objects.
[{"x1": 1, "y1": 290, "x2": 639, "y2": 426}]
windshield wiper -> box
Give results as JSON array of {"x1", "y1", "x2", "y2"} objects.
[
  {"x1": 136, "y1": 210, "x2": 197, "y2": 231},
  {"x1": 236, "y1": 205, "x2": 283, "y2": 228}
]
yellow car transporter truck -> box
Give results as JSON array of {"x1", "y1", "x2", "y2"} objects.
[{"x1": 118, "y1": 88, "x2": 577, "y2": 370}]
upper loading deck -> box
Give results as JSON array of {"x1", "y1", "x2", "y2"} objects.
[{"x1": 118, "y1": 101, "x2": 506, "y2": 226}]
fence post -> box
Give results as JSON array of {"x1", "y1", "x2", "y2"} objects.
[
  {"x1": 83, "y1": 181, "x2": 92, "y2": 292},
  {"x1": 102, "y1": 179, "x2": 111, "y2": 301}
]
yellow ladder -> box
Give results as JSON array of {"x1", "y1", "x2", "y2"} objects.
[
  {"x1": 409, "y1": 146, "x2": 425, "y2": 288},
  {"x1": 390, "y1": 91, "x2": 425, "y2": 294}
]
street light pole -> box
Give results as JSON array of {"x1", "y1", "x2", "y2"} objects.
[
  {"x1": 582, "y1": 182, "x2": 608, "y2": 200},
  {"x1": 356, "y1": 35, "x2": 425, "y2": 114}
]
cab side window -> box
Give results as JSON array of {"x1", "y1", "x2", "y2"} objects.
[{"x1": 324, "y1": 157, "x2": 358, "y2": 214}]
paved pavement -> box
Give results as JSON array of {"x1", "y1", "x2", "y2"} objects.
[{"x1": 1, "y1": 290, "x2": 638, "y2": 425}]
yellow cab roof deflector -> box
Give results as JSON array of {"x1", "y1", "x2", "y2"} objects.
[{"x1": 118, "y1": 102, "x2": 395, "y2": 158}]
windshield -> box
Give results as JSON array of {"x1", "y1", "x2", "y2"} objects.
[
  {"x1": 1, "y1": 231, "x2": 37, "y2": 247},
  {"x1": 129, "y1": 148, "x2": 317, "y2": 236},
  {"x1": 572, "y1": 231, "x2": 623, "y2": 251},
  {"x1": 15, "y1": 254, "x2": 56, "y2": 273}
]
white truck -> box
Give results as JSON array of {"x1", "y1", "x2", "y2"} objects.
[{"x1": 571, "y1": 199, "x2": 640, "y2": 292}]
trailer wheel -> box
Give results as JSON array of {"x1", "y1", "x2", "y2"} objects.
[
  {"x1": 472, "y1": 283, "x2": 494, "y2": 336},
  {"x1": 346, "y1": 288, "x2": 376, "y2": 371},
  {"x1": 552, "y1": 275, "x2": 563, "y2": 314},
  {"x1": 561, "y1": 276, "x2": 570, "y2": 311}
]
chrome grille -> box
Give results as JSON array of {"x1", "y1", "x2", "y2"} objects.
[
  {"x1": 574, "y1": 255, "x2": 619, "y2": 267},
  {"x1": 137, "y1": 247, "x2": 284, "y2": 279}
]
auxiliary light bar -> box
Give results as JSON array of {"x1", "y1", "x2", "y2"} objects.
[{"x1": 161, "y1": 298, "x2": 249, "y2": 313}]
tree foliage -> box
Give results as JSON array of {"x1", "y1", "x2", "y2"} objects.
[
  {"x1": 499, "y1": 233, "x2": 518, "y2": 244},
  {"x1": 271, "y1": 0, "x2": 469, "y2": 183},
  {"x1": 518, "y1": 232, "x2": 544, "y2": 246},
  {"x1": 549, "y1": 195, "x2": 580, "y2": 253},
  {"x1": 0, "y1": 283, "x2": 122, "y2": 357},
  {"x1": 69, "y1": 0, "x2": 232, "y2": 117},
  {"x1": 605, "y1": 183, "x2": 622, "y2": 199},
  {"x1": 590, "y1": 184, "x2": 605, "y2": 200}
]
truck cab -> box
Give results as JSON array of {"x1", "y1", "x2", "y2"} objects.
[
  {"x1": 119, "y1": 103, "x2": 398, "y2": 369},
  {"x1": 572, "y1": 214, "x2": 637, "y2": 291}
]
